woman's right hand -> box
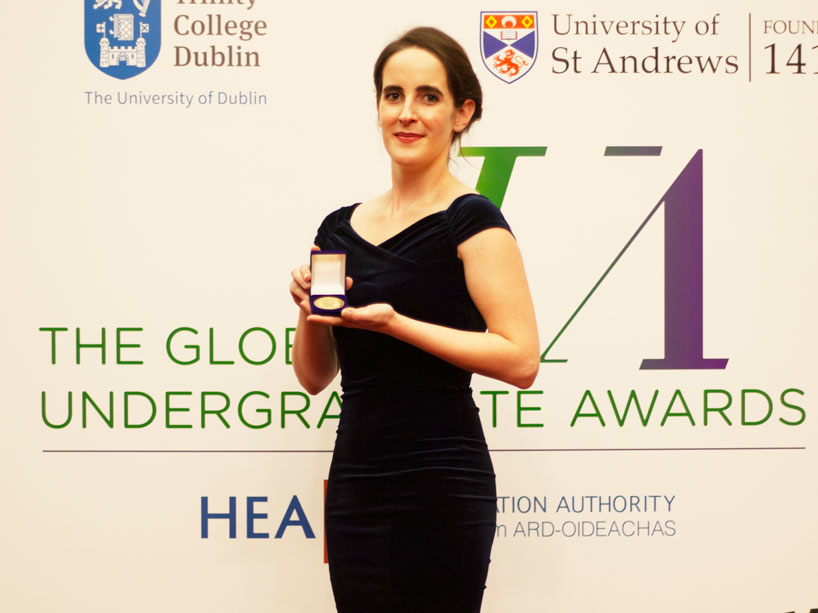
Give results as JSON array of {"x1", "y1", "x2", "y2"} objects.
[
  {"x1": 290, "y1": 246, "x2": 320, "y2": 315},
  {"x1": 290, "y1": 262, "x2": 313, "y2": 315}
]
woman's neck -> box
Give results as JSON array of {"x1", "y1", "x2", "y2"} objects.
[{"x1": 387, "y1": 154, "x2": 460, "y2": 212}]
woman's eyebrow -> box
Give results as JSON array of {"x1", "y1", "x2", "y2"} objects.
[
  {"x1": 416, "y1": 85, "x2": 445, "y2": 97},
  {"x1": 383, "y1": 84, "x2": 445, "y2": 97}
]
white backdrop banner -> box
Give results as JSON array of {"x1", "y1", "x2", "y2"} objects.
[{"x1": 1, "y1": 1, "x2": 816, "y2": 612}]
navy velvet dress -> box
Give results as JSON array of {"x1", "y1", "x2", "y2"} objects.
[{"x1": 314, "y1": 194, "x2": 511, "y2": 613}]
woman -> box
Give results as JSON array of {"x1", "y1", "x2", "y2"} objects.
[{"x1": 289, "y1": 27, "x2": 539, "y2": 613}]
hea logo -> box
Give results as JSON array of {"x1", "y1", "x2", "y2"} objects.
[
  {"x1": 461, "y1": 147, "x2": 728, "y2": 370},
  {"x1": 200, "y1": 495, "x2": 315, "y2": 540}
]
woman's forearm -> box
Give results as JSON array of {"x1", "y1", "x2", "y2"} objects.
[
  {"x1": 384, "y1": 312, "x2": 539, "y2": 388},
  {"x1": 332, "y1": 302, "x2": 540, "y2": 388},
  {"x1": 292, "y1": 310, "x2": 339, "y2": 395}
]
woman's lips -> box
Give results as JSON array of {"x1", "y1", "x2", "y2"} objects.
[{"x1": 395, "y1": 132, "x2": 423, "y2": 143}]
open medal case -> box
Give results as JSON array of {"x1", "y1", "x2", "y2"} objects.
[{"x1": 310, "y1": 251, "x2": 348, "y2": 316}]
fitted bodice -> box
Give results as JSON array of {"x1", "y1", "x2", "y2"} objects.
[{"x1": 314, "y1": 193, "x2": 511, "y2": 392}]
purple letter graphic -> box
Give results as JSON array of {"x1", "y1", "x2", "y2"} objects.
[{"x1": 641, "y1": 150, "x2": 727, "y2": 369}]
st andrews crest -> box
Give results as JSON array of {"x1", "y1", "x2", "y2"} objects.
[{"x1": 480, "y1": 12, "x2": 538, "y2": 84}]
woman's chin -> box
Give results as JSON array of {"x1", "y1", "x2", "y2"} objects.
[{"x1": 387, "y1": 149, "x2": 449, "y2": 171}]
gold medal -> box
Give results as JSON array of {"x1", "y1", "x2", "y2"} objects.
[{"x1": 314, "y1": 296, "x2": 344, "y2": 310}]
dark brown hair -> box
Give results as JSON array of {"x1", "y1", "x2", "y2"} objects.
[{"x1": 373, "y1": 27, "x2": 483, "y2": 144}]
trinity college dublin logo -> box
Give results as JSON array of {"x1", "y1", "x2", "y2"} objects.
[
  {"x1": 480, "y1": 11, "x2": 538, "y2": 84},
  {"x1": 84, "y1": 0, "x2": 161, "y2": 79}
]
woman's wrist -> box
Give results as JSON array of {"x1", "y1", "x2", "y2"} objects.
[{"x1": 381, "y1": 310, "x2": 404, "y2": 337}]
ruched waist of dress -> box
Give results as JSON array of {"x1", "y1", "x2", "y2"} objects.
[{"x1": 340, "y1": 382, "x2": 474, "y2": 401}]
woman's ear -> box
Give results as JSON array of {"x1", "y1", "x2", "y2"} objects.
[{"x1": 453, "y1": 99, "x2": 476, "y2": 133}]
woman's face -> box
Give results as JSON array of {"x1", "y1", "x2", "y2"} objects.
[{"x1": 378, "y1": 47, "x2": 475, "y2": 170}]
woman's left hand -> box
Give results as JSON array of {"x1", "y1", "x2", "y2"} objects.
[{"x1": 307, "y1": 303, "x2": 396, "y2": 332}]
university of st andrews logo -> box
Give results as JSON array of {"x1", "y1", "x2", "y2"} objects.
[
  {"x1": 84, "y1": 0, "x2": 161, "y2": 79},
  {"x1": 480, "y1": 11, "x2": 538, "y2": 84}
]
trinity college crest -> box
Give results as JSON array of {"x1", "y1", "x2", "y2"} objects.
[
  {"x1": 480, "y1": 11, "x2": 538, "y2": 84},
  {"x1": 84, "y1": 0, "x2": 161, "y2": 79}
]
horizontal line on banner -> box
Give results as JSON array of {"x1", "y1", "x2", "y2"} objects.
[
  {"x1": 603, "y1": 146, "x2": 663, "y2": 156},
  {"x1": 42, "y1": 446, "x2": 807, "y2": 454},
  {"x1": 43, "y1": 449, "x2": 334, "y2": 453},
  {"x1": 490, "y1": 447, "x2": 807, "y2": 452}
]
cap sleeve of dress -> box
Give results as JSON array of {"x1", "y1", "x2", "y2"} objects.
[
  {"x1": 447, "y1": 194, "x2": 513, "y2": 245},
  {"x1": 313, "y1": 206, "x2": 347, "y2": 249}
]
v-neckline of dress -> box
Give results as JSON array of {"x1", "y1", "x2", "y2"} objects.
[{"x1": 345, "y1": 194, "x2": 472, "y2": 249}]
